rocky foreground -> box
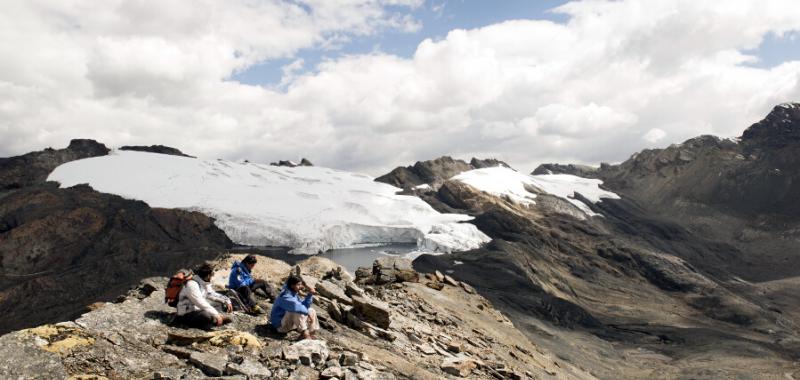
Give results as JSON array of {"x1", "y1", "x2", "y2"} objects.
[{"x1": 0, "y1": 254, "x2": 593, "y2": 380}]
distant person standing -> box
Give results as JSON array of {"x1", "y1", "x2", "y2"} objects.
[
  {"x1": 270, "y1": 275, "x2": 319, "y2": 340},
  {"x1": 228, "y1": 254, "x2": 276, "y2": 314},
  {"x1": 175, "y1": 263, "x2": 232, "y2": 330}
]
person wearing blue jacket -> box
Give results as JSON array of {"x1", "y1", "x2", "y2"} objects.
[
  {"x1": 228, "y1": 255, "x2": 276, "y2": 314},
  {"x1": 270, "y1": 275, "x2": 319, "y2": 340}
]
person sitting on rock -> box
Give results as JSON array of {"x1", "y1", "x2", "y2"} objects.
[
  {"x1": 228, "y1": 254, "x2": 277, "y2": 314},
  {"x1": 270, "y1": 275, "x2": 319, "y2": 340},
  {"x1": 176, "y1": 263, "x2": 232, "y2": 330}
]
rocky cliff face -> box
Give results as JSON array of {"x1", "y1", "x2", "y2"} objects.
[
  {"x1": 0, "y1": 183, "x2": 232, "y2": 334},
  {"x1": 0, "y1": 139, "x2": 110, "y2": 192},
  {"x1": 0, "y1": 255, "x2": 590, "y2": 380}
]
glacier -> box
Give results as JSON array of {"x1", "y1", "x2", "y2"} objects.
[{"x1": 48, "y1": 151, "x2": 490, "y2": 254}]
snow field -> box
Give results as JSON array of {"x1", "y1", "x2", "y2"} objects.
[
  {"x1": 48, "y1": 151, "x2": 490, "y2": 254},
  {"x1": 452, "y1": 167, "x2": 620, "y2": 217}
]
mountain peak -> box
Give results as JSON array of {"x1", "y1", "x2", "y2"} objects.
[{"x1": 741, "y1": 102, "x2": 800, "y2": 147}]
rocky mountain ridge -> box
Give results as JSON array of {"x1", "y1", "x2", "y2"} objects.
[
  {"x1": 0, "y1": 254, "x2": 589, "y2": 380},
  {"x1": 375, "y1": 156, "x2": 509, "y2": 191},
  {"x1": 531, "y1": 102, "x2": 800, "y2": 281},
  {"x1": 0, "y1": 139, "x2": 110, "y2": 192},
  {"x1": 401, "y1": 103, "x2": 800, "y2": 379}
]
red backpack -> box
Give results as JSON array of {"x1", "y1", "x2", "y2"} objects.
[{"x1": 165, "y1": 270, "x2": 193, "y2": 307}]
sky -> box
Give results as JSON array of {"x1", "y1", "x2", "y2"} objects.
[{"x1": 2, "y1": 0, "x2": 800, "y2": 175}]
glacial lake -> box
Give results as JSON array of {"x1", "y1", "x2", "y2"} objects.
[{"x1": 319, "y1": 243, "x2": 425, "y2": 274}]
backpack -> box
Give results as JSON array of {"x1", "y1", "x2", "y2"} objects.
[
  {"x1": 165, "y1": 270, "x2": 193, "y2": 307},
  {"x1": 224, "y1": 289, "x2": 249, "y2": 312}
]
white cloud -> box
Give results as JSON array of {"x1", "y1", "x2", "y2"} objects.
[
  {"x1": 2, "y1": 0, "x2": 800, "y2": 175},
  {"x1": 643, "y1": 128, "x2": 667, "y2": 143}
]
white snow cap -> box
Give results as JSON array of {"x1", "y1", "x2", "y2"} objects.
[
  {"x1": 48, "y1": 151, "x2": 490, "y2": 254},
  {"x1": 452, "y1": 167, "x2": 540, "y2": 205},
  {"x1": 452, "y1": 167, "x2": 620, "y2": 217}
]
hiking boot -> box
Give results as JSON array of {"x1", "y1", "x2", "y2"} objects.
[{"x1": 248, "y1": 305, "x2": 264, "y2": 315}]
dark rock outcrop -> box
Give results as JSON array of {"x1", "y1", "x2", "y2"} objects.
[
  {"x1": 0, "y1": 183, "x2": 232, "y2": 334},
  {"x1": 531, "y1": 163, "x2": 600, "y2": 177},
  {"x1": 469, "y1": 157, "x2": 510, "y2": 169},
  {"x1": 120, "y1": 145, "x2": 194, "y2": 158},
  {"x1": 0, "y1": 139, "x2": 109, "y2": 191},
  {"x1": 355, "y1": 257, "x2": 419, "y2": 285},
  {"x1": 376, "y1": 156, "x2": 472, "y2": 189},
  {"x1": 741, "y1": 103, "x2": 800, "y2": 148},
  {"x1": 270, "y1": 158, "x2": 314, "y2": 167},
  {"x1": 376, "y1": 156, "x2": 509, "y2": 190}
]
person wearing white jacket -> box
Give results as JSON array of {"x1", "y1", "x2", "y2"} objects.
[{"x1": 176, "y1": 263, "x2": 232, "y2": 330}]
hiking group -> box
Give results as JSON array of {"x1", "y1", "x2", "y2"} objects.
[{"x1": 165, "y1": 254, "x2": 320, "y2": 340}]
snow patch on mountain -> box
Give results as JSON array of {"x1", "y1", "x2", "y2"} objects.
[
  {"x1": 453, "y1": 167, "x2": 620, "y2": 217},
  {"x1": 48, "y1": 151, "x2": 490, "y2": 254},
  {"x1": 452, "y1": 167, "x2": 540, "y2": 205}
]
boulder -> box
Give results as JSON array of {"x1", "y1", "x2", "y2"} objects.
[
  {"x1": 345, "y1": 282, "x2": 366, "y2": 298},
  {"x1": 371, "y1": 257, "x2": 419, "y2": 284},
  {"x1": 425, "y1": 282, "x2": 444, "y2": 291},
  {"x1": 446, "y1": 342, "x2": 464, "y2": 353},
  {"x1": 441, "y1": 357, "x2": 478, "y2": 377},
  {"x1": 354, "y1": 266, "x2": 373, "y2": 284},
  {"x1": 417, "y1": 344, "x2": 437, "y2": 355},
  {"x1": 289, "y1": 366, "x2": 319, "y2": 379},
  {"x1": 161, "y1": 345, "x2": 193, "y2": 359},
  {"x1": 291, "y1": 339, "x2": 330, "y2": 366},
  {"x1": 328, "y1": 299, "x2": 345, "y2": 322},
  {"x1": 340, "y1": 351, "x2": 360, "y2": 366},
  {"x1": 225, "y1": 359, "x2": 271, "y2": 377},
  {"x1": 321, "y1": 366, "x2": 345, "y2": 379},
  {"x1": 350, "y1": 296, "x2": 392, "y2": 329},
  {"x1": 283, "y1": 345, "x2": 300, "y2": 362},
  {"x1": 298, "y1": 257, "x2": 341, "y2": 280},
  {"x1": 324, "y1": 266, "x2": 354, "y2": 283},
  {"x1": 189, "y1": 351, "x2": 228, "y2": 376},
  {"x1": 317, "y1": 280, "x2": 353, "y2": 305}
]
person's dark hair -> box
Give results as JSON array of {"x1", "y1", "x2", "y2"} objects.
[
  {"x1": 286, "y1": 275, "x2": 302, "y2": 288},
  {"x1": 243, "y1": 255, "x2": 258, "y2": 265},
  {"x1": 195, "y1": 262, "x2": 215, "y2": 279}
]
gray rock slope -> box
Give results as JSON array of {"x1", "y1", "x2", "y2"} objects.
[
  {"x1": 408, "y1": 104, "x2": 800, "y2": 379},
  {"x1": 0, "y1": 255, "x2": 591, "y2": 380}
]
